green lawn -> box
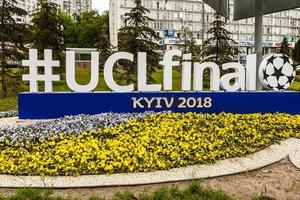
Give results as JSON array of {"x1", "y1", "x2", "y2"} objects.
[
  {"x1": 0, "y1": 69, "x2": 299, "y2": 112},
  {"x1": 290, "y1": 79, "x2": 300, "y2": 91},
  {"x1": 0, "y1": 97, "x2": 18, "y2": 112}
]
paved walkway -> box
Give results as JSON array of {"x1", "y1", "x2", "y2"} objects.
[{"x1": 0, "y1": 117, "x2": 46, "y2": 126}]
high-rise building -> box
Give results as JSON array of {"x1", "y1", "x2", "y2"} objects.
[
  {"x1": 62, "y1": 0, "x2": 92, "y2": 14},
  {"x1": 14, "y1": 0, "x2": 92, "y2": 23},
  {"x1": 109, "y1": 0, "x2": 300, "y2": 56}
]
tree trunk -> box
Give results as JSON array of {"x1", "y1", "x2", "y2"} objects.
[
  {"x1": 1, "y1": 42, "x2": 7, "y2": 98},
  {"x1": 216, "y1": 35, "x2": 219, "y2": 64},
  {"x1": 1, "y1": 0, "x2": 7, "y2": 98}
]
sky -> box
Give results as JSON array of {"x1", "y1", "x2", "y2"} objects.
[{"x1": 92, "y1": 0, "x2": 109, "y2": 14}]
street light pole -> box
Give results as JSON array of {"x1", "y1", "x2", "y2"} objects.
[
  {"x1": 202, "y1": 2, "x2": 205, "y2": 48},
  {"x1": 162, "y1": 0, "x2": 168, "y2": 55},
  {"x1": 255, "y1": 0, "x2": 263, "y2": 90}
]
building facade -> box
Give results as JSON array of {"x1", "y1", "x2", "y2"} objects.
[
  {"x1": 14, "y1": 0, "x2": 92, "y2": 23},
  {"x1": 62, "y1": 0, "x2": 92, "y2": 14},
  {"x1": 109, "y1": 0, "x2": 300, "y2": 56}
]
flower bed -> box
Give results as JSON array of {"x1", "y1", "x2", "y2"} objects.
[
  {"x1": 0, "y1": 112, "x2": 299, "y2": 176},
  {"x1": 0, "y1": 112, "x2": 152, "y2": 146},
  {"x1": 0, "y1": 111, "x2": 18, "y2": 119}
]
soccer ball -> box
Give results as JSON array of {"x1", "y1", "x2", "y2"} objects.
[{"x1": 259, "y1": 54, "x2": 296, "y2": 91}]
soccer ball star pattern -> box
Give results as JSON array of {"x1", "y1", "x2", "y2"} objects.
[{"x1": 260, "y1": 54, "x2": 296, "y2": 91}]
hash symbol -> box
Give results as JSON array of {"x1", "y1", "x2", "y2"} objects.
[{"x1": 22, "y1": 49, "x2": 60, "y2": 92}]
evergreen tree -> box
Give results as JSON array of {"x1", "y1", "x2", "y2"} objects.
[
  {"x1": 0, "y1": 0, "x2": 29, "y2": 97},
  {"x1": 280, "y1": 36, "x2": 290, "y2": 55},
  {"x1": 31, "y1": 0, "x2": 64, "y2": 67},
  {"x1": 189, "y1": 36, "x2": 201, "y2": 64},
  {"x1": 118, "y1": 0, "x2": 160, "y2": 84},
  {"x1": 201, "y1": 12, "x2": 236, "y2": 65},
  {"x1": 293, "y1": 40, "x2": 300, "y2": 64}
]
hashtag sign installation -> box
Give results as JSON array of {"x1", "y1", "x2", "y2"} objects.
[{"x1": 22, "y1": 49, "x2": 60, "y2": 92}]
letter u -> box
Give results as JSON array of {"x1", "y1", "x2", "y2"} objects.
[{"x1": 66, "y1": 51, "x2": 99, "y2": 92}]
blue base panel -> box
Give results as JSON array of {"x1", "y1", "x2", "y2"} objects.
[{"x1": 18, "y1": 92, "x2": 300, "y2": 119}]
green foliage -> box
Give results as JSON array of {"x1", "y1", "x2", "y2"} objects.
[
  {"x1": 61, "y1": 10, "x2": 112, "y2": 70},
  {"x1": 293, "y1": 40, "x2": 300, "y2": 64},
  {"x1": 94, "y1": 11, "x2": 112, "y2": 70},
  {"x1": 118, "y1": 0, "x2": 161, "y2": 84},
  {"x1": 74, "y1": 11, "x2": 106, "y2": 48},
  {"x1": 0, "y1": 96, "x2": 17, "y2": 111},
  {"x1": 88, "y1": 197, "x2": 104, "y2": 200},
  {"x1": 0, "y1": 0, "x2": 29, "y2": 97},
  {"x1": 189, "y1": 37, "x2": 202, "y2": 64},
  {"x1": 59, "y1": 12, "x2": 78, "y2": 48},
  {"x1": 31, "y1": 0, "x2": 65, "y2": 64},
  {"x1": 280, "y1": 37, "x2": 290, "y2": 56},
  {"x1": 201, "y1": 12, "x2": 237, "y2": 65},
  {"x1": 0, "y1": 183, "x2": 285, "y2": 200},
  {"x1": 113, "y1": 191, "x2": 136, "y2": 200},
  {"x1": 2, "y1": 188, "x2": 75, "y2": 200},
  {"x1": 139, "y1": 181, "x2": 233, "y2": 200},
  {"x1": 8, "y1": 188, "x2": 52, "y2": 200}
]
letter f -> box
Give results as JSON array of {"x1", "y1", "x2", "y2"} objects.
[{"x1": 159, "y1": 50, "x2": 182, "y2": 91}]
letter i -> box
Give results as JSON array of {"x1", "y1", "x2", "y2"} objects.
[{"x1": 182, "y1": 54, "x2": 192, "y2": 91}]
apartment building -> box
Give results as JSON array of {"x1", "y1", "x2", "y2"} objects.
[
  {"x1": 14, "y1": 0, "x2": 92, "y2": 23},
  {"x1": 109, "y1": 0, "x2": 300, "y2": 55}
]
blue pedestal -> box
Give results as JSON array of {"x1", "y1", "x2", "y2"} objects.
[{"x1": 18, "y1": 91, "x2": 300, "y2": 119}]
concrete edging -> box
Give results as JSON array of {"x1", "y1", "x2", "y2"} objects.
[
  {"x1": 0, "y1": 138, "x2": 299, "y2": 188},
  {"x1": 289, "y1": 148, "x2": 300, "y2": 170}
]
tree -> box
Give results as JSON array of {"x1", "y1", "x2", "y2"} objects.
[
  {"x1": 189, "y1": 36, "x2": 201, "y2": 65},
  {"x1": 201, "y1": 12, "x2": 236, "y2": 66},
  {"x1": 74, "y1": 11, "x2": 104, "y2": 48},
  {"x1": 31, "y1": 0, "x2": 65, "y2": 67},
  {"x1": 280, "y1": 36, "x2": 290, "y2": 56},
  {"x1": 60, "y1": 12, "x2": 78, "y2": 48},
  {"x1": 118, "y1": 0, "x2": 161, "y2": 84},
  {"x1": 59, "y1": 10, "x2": 112, "y2": 71},
  {"x1": 180, "y1": 20, "x2": 201, "y2": 63},
  {"x1": 0, "y1": 0, "x2": 29, "y2": 97},
  {"x1": 95, "y1": 11, "x2": 111, "y2": 70},
  {"x1": 180, "y1": 20, "x2": 192, "y2": 54},
  {"x1": 293, "y1": 40, "x2": 300, "y2": 64}
]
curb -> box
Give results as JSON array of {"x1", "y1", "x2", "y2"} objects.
[
  {"x1": 289, "y1": 149, "x2": 300, "y2": 170},
  {"x1": 0, "y1": 138, "x2": 299, "y2": 188}
]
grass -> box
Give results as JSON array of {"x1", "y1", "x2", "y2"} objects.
[
  {"x1": 0, "y1": 69, "x2": 183, "y2": 111},
  {"x1": 51, "y1": 69, "x2": 183, "y2": 92},
  {"x1": 290, "y1": 78, "x2": 300, "y2": 91},
  {"x1": 0, "y1": 69, "x2": 299, "y2": 112},
  {"x1": 0, "y1": 182, "x2": 273, "y2": 200},
  {"x1": 0, "y1": 97, "x2": 18, "y2": 112}
]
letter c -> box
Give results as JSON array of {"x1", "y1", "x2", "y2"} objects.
[{"x1": 104, "y1": 52, "x2": 134, "y2": 92}]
